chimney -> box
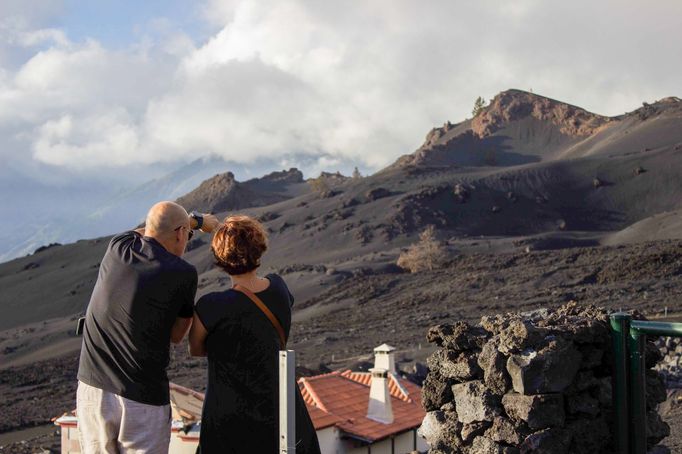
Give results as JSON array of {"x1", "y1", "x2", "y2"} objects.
[
  {"x1": 373, "y1": 343, "x2": 396, "y2": 373},
  {"x1": 366, "y1": 368, "x2": 393, "y2": 424}
]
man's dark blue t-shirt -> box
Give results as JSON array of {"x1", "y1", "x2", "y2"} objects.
[{"x1": 77, "y1": 231, "x2": 197, "y2": 406}]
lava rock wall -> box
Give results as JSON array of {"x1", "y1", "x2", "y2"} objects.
[{"x1": 418, "y1": 303, "x2": 669, "y2": 454}]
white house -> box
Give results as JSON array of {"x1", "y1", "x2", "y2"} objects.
[{"x1": 55, "y1": 344, "x2": 428, "y2": 454}]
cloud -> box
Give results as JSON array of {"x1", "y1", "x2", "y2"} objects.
[{"x1": 1, "y1": 0, "x2": 682, "y2": 178}]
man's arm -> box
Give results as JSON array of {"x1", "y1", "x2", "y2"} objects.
[
  {"x1": 170, "y1": 317, "x2": 192, "y2": 344},
  {"x1": 188, "y1": 313, "x2": 208, "y2": 357}
]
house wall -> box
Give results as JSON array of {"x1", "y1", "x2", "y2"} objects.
[
  {"x1": 316, "y1": 426, "x2": 340, "y2": 453},
  {"x1": 347, "y1": 437, "x2": 391, "y2": 454},
  {"x1": 60, "y1": 424, "x2": 81, "y2": 453},
  {"x1": 394, "y1": 429, "x2": 428, "y2": 453},
  {"x1": 416, "y1": 432, "x2": 428, "y2": 452},
  {"x1": 169, "y1": 431, "x2": 199, "y2": 454},
  {"x1": 342, "y1": 429, "x2": 428, "y2": 454}
]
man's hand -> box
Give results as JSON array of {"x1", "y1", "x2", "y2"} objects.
[{"x1": 198, "y1": 213, "x2": 220, "y2": 233}]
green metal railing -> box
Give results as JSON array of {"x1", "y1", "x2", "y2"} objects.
[{"x1": 610, "y1": 312, "x2": 682, "y2": 454}]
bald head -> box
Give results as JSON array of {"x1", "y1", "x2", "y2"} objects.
[{"x1": 145, "y1": 201, "x2": 190, "y2": 238}]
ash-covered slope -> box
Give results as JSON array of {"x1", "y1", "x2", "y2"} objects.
[{"x1": 560, "y1": 96, "x2": 682, "y2": 159}]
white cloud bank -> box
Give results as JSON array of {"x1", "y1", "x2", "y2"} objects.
[{"x1": 1, "y1": 0, "x2": 682, "y2": 175}]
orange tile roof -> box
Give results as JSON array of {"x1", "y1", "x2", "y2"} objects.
[{"x1": 297, "y1": 370, "x2": 425, "y2": 442}]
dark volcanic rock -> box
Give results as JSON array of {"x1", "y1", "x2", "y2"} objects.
[
  {"x1": 417, "y1": 301, "x2": 671, "y2": 452},
  {"x1": 365, "y1": 187, "x2": 392, "y2": 201},
  {"x1": 428, "y1": 349, "x2": 483, "y2": 381},
  {"x1": 427, "y1": 322, "x2": 488, "y2": 351},
  {"x1": 478, "y1": 337, "x2": 512, "y2": 395},
  {"x1": 422, "y1": 370, "x2": 454, "y2": 411},
  {"x1": 498, "y1": 320, "x2": 545, "y2": 354},
  {"x1": 452, "y1": 380, "x2": 502, "y2": 423},
  {"x1": 565, "y1": 391, "x2": 600, "y2": 416},
  {"x1": 486, "y1": 416, "x2": 529, "y2": 445},
  {"x1": 506, "y1": 337, "x2": 581, "y2": 394},
  {"x1": 461, "y1": 421, "x2": 491, "y2": 444},
  {"x1": 33, "y1": 243, "x2": 62, "y2": 254},
  {"x1": 502, "y1": 393, "x2": 565, "y2": 430},
  {"x1": 566, "y1": 418, "x2": 610, "y2": 453},
  {"x1": 471, "y1": 436, "x2": 520, "y2": 454},
  {"x1": 520, "y1": 428, "x2": 571, "y2": 454},
  {"x1": 418, "y1": 409, "x2": 463, "y2": 452}
]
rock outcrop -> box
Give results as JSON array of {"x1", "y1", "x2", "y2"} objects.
[{"x1": 471, "y1": 90, "x2": 611, "y2": 138}]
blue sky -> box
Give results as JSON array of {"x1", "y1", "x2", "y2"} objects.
[{"x1": 58, "y1": 0, "x2": 208, "y2": 48}]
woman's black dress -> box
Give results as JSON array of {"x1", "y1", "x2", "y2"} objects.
[{"x1": 194, "y1": 273, "x2": 320, "y2": 453}]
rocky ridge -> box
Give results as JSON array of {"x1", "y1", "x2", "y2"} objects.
[
  {"x1": 471, "y1": 90, "x2": 611, "y2": 138},
  {"x1": 175, "y1": 168, "x2": 303, "y2": 213}
]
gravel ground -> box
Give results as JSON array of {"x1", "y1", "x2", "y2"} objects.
[{"x1": 2, "y1": 240, "x2": 682, "y2": 450}]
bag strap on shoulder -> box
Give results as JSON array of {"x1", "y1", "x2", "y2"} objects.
[{"x1": 233, "y1": 284, "x2": 286, "y2": 349}]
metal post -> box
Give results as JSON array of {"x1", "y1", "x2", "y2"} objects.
[
  {"x1": 628, "y1": 327, "x2": 647, "y2": 454},
  {"x1": 610, "y1": 313, "x2": 631, "y2": 454},
  {"x1": 279, "y1": 350, "x2": 296, "y2": 454}
]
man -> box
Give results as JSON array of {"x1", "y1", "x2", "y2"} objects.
[{"x1": 77, "y1": 201, "x2": 218, "y2": 454}]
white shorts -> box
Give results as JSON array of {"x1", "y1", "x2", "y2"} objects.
[{"x1": 76, "y1": 381, "x2": 171, "y2": 454}]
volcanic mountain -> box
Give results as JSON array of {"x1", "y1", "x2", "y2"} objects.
[{"x1": 2, "y1": 88, "x2": 682, "y2": 389}]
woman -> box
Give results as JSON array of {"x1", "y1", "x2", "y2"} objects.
[{"x1": 189, "y1": 215, "x2": 320, "y2": 453}]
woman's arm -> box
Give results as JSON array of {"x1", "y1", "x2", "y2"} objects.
[{"x1": 188, "y1": 312, "x2": 208, "y2": 357}]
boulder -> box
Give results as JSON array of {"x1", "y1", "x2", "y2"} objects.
[
  {"x1": 502, "y1": 393, "x2": 565, "y2": 430},
  {"x1": 454, "y1": 184, "x2": 470, "y2": 203},
  {"x1": 520, "y1": 428, "x2": 571, "y2": 454},
  {"x1": 418, "y1": 410, "x2": 463, "y2": 452},
  {"x1": 435, "y1": 350, "x2": 483, "y2": 381},
  {"x1": 427, "y1": 322, "x2": 489, "y2": 351},
  {"x1": 486, "y1": 416, "x2": 528, "y2": 445},
  {"x1": 498, "y1": 320, "x2": 544, "y2": 354},
  {"x1": 452, "y1": 380, "x2": 502, "y2": 424},
  {"x1": 470, "y1": 436, "x2": 520, "y2": 454},
  {"x1": 417, "y1": 410, "x2": 445, "y2": 447},
  {"x1": 576, "y1": 344, "x2": 604, "y2": 369},
  {"x1": 365, "y1": 187, "x2": 391, "y2": 201},
  {"x1": 422, "y1": 370, "x2": 454, "y2": 411},
  {"x1": 478, "y1": 338, "x2": 512, "y2": 395},
  {"x1": 646, "y1": 369, "x2": 667, "y2": 409},
  {"x1": 646, "y1": 411, "x2": 671, "y2": 448},
  {"x1": 506, "y1": 338, "x2": 581, "y2": 394},
  {"x1": 566, "y1": 418, "x2": 610, "y2": 453},
  {"x1": 461, "y1": 421, "x2": 491, "y2": 444},
  {"x1": 565, "y1": 392, "x2": 600, "y2": 416}
]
